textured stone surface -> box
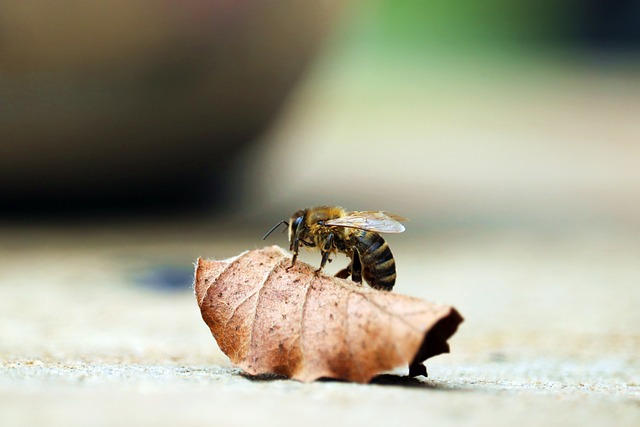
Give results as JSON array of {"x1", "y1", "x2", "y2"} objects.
[{"x1": 1, "y1": 223, "x2": 638, "y2": 426}]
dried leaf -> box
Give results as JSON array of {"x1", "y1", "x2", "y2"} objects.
[{"x1": 194, "y1": 246, "x2": 463, "y2": 383}]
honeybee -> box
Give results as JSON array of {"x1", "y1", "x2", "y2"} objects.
[{"x1": 263, "y1": 206, "x2": 406, "y2": 291}]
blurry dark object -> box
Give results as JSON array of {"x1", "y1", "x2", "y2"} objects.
[
  {"x1": 136, "y1": 265, "x2": 193, "y2": 292},
  {"x1": 579, "y1": 0, "x2": 640, "y2": 49},
  {"x1": 0, "y1": 1, "x2": 342, "y2": 216}
]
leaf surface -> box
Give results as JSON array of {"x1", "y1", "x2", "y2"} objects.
[{"x1": 195, "y1": 246, "x2": 463, "y2": 383}]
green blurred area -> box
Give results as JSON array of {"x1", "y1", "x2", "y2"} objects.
[
  {"x1": 302, "y1": 0, "x2": 629, "y2": 96},
  {"x1": 344, "y1": 1, "x2": 578, "y2": 53}
]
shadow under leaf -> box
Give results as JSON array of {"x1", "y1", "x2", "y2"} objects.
[{"x1": 370, "y1": 374, "x2": 468, "y2": 391}]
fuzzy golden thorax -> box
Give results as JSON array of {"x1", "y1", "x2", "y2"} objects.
[
  {"x1": 288, "y1": 206, "x2": 352, "y2": 251},
  {"x1": 305, "y1": 206, "x2": 344, "y2": 249}
]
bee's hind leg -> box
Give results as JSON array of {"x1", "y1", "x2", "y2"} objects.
[
  {"x1": 335, "y1": 266, "x2": 351, "y2": 279},
  {"x1": 350, "y1": 251, "x2": 363, "y2": 284},
  {"x1": 336, "y1": 252, "x2": 362, "y2": 283}
]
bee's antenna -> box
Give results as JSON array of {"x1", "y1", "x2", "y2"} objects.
[{"x1": 262, "y1": 220, "x2": 289, "y2": 240}]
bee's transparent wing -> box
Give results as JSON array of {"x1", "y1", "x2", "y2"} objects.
[{"x1": 325, "y1": 211, "x2": 406, "y2": 233}]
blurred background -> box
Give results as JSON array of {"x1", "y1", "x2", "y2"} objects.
[
  {"x1": 1, "y1": 0, "x2": 639, "y2": 224},
  {"x1": 1, "y1": 0, "x2": 640, "y2": 412}
]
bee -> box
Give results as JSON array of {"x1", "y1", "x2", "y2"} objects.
[{"x1": 263, "y1": 206, "x2": 406, "y2": 291}]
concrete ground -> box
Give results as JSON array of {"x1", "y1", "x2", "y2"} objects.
[{"x1": 1, "y1": 222, "x2": 638, "y2": 427}]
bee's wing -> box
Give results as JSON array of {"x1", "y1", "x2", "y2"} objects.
[{"x1": 325, "y1": 211, "x2": 406, "y2": 233}]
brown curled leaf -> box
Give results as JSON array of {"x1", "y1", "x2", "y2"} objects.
[{"x1": 194, "y1": 246, "x2": 463, "y2": 383}]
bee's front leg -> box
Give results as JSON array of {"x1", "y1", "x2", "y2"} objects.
[
  {"x1": 287, "y1": 233, "x2": 301, "y2": 271},
  {"x1": 287, "y1": 253, "x2": 298, "y2": 270}
]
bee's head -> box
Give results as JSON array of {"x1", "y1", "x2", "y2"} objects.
[{"x1": 288, "y1": 209, "x2": 306, "y2": 251}]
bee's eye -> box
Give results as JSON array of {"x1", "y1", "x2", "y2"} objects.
[{"x1": 291, "y1": 216, "x2": 303, "y2": 233}]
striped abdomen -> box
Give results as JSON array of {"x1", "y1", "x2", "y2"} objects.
[{"x1": 355, "y1": 231, "x2": 396, "y2": 291}]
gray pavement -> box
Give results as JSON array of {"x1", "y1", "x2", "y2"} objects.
[{"x1": 1, "y1": 224, "x2": 638, "y2": 426}]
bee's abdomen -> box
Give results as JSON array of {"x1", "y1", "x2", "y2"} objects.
[{"x1": 356, "y1": 232, "x2": 396, "y2": 291}]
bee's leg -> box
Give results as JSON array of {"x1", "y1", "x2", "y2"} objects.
[
  {"x1": 336, "y1": 251, "x2": 354, "y2": 279},
  {"x1": 315, "y1": 233, "x2": 334, "y2": 273},
  {"x1": 335, "y1": 266, "x2": 351, "y2": 279},
  {"x1": 316, "y1": 251, "x2": 330, "y2": 274},
  {"x1": 287, "y1": 253, "x2": 298, "y2": 270},
  {"x1": 287, "y1": 232, "x2": 302, "y2": 270},
  {"x1": 351, "y1": 250, "x2": 363, "y2": 284}
]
